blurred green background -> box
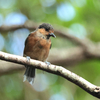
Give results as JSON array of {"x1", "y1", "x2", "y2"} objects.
[{"x1": 0, "y1": 0, "x2": 100, "y2": 100}]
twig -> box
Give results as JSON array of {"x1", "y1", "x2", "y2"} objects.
[{"x1": 0, "y1": 51, "x2": 100, "y2": 98}]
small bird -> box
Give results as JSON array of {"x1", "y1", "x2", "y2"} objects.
[{"x1": 23, "y1": 23, "x2": 56, "y2": 84}]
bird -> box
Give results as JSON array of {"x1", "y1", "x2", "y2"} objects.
[{"x1": 23, "y1": 23, "x2": 56, "y2": 84}]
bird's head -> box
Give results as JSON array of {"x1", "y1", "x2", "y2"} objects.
[{"x1": 38, "y1": 23, "x2": 56, "y2": 39}]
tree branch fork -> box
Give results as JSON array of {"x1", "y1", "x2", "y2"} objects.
[{"x1": 0, "y1": 51, "x2": 100, "y2": 98}]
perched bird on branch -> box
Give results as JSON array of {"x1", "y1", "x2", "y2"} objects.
[{"x1": 23, "y1": 23, "x2": 56, "y2": 84}]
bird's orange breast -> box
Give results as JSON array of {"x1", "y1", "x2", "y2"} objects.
[{"x1": 24, "y1": 35, "x2": 51, "y2": 61}]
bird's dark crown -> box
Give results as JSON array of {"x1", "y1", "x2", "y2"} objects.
[{"x1": 38, "y1": 23, "x2": 54, "y2": 32}]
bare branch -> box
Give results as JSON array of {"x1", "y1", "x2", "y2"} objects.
[
  {"x1": 0, "y1": 51, "x2": 100, "y2": 98},
  {"x1": 49, "y1": 44, "x2": 100, "y2": 66},
  {"x1": 54, "y1": 25, "x2": 90, "y2": 47},
  {"x1": 0, "y1": 21, "x2": 37, "y2": 32},
  {"x1": 0, "y1": 47, "x2": 84, "y2": 76},
  {"x1": 48, "y1": 47, "x2": 85, "y2": 66},
  {"x1": 0, "y1": 60, "x2": 24, "y2": 76},
  {"x1": 1, "y1": 45, "x2": 100, "y2": 76},
  {"x1": 0, "y1": 21, "x2": 99, "y2": 66},
  {"x1": 0, "y1": 20, "x2": 91, "y2": 47}
]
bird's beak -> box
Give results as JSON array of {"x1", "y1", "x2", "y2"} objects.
[{"x1": 49, "y1": 33, "x2": 56, "y2": 38}]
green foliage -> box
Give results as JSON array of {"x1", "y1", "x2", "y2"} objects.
[
  {"x1": 0, "y1": 73, "x2": 24, "y2": 100},
  {"x1": 0, "y1": 0, "x2": 100, "y2": 100}
]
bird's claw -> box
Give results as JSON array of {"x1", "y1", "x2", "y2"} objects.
[
  {"x1": 25, "y1": 56, "x2": 31, "y2": 68},
  {"x1": 26, "y1": 56, "x2": 30, "y2": 62},
  {"x1": 45, "y1": 61, "x2": 51, "y2": 67}
]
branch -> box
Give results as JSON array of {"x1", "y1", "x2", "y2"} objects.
[
  {"x1": 1, "y1": 45, "x2": 100, "y2": 76},
  {"x1": 1, "y1": 21, "x2": 100, "y2": 65},
  {"x1": 0, "y1": 20, "x2": 91, "y2": 47},
  {"x1": 0, "y1": 51, "x2": 100, "y2": 98},
  {"x1": 0, "y1": 21, "x2": 37, "y2": 32},
  {"x1": 49, "y1": 44, "x2": 100, "y2": 66},
  {"x1": 0, "y1": 47, "x2": 85, "y2": 76},
  {"x1": 0, "y1": 60, "x2": 24, "y2": 76},
  {"x1": 48, "y1": 47, "x2": 85, "y2": 66}
]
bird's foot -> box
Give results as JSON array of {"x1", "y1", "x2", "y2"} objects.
[
  {"x1": 26, "y1": 56, "x2": 30, "y2": 62},
  {"x1": 25, "y1": 56, "x2": 31, "y2": 68},
  {"x1": 45, "y1": 61, "x2": 51, "y2": 67}
]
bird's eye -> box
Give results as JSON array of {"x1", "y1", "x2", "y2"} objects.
[{"x1": 45, "y1": 28, "x2": 49, "y2": 31}]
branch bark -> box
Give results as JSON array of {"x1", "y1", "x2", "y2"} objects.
[{"x1": 0, "y1": 51, "x2": 100, "y2": 98}]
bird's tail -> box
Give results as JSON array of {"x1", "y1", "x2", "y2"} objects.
[{"x1": 23, "y1": 66, "x2": 35, "y2": 85}]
